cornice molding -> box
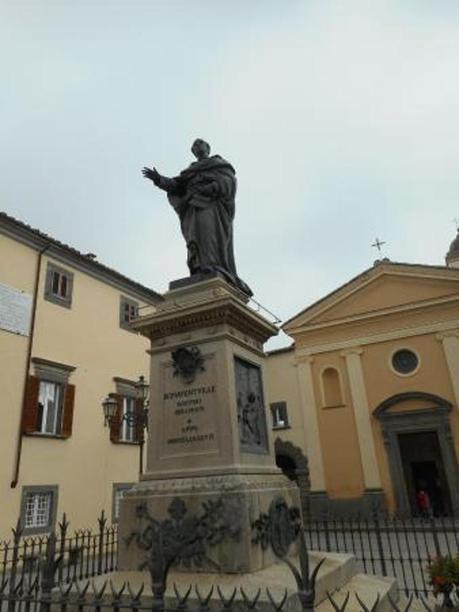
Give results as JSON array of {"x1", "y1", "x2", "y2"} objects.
[
  {"x1": 135, "y1": 298, "x2": 277, "y2": 345},
  {"x1": 436, "y1": 330, "x2": 459, "y2": 341},
  {"x1": 295, "y1": 318, "x2": 459, "y2": 357},
  {"x1": 294, "y1": 355, "x2": 314, "y2": 365},
  {"x1": 340, "y1": 347, "x2": 363, "y2": 358},
  {"x1": 286, "y1": 293, "x2": 459, "y2": 336},
  {"x1": 0, "y1": 217, "x2": 162, "y2": 305},
  {"x1": 283, "y1": 263, "x2": 459, "y2": 333}
]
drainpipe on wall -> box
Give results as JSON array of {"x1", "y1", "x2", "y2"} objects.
[{"x1": 11, "y1": 243, "x2": 50, "y2": 488}]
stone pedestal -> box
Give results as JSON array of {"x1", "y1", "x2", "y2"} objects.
[{"x1": 118, "y1": 276, "x2": 300, "y2": 574}]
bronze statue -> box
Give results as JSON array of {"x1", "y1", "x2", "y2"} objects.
[{"x1": 142, "y1": 139, "x2": 252, "y2": 296}]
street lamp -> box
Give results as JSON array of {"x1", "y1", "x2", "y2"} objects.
[
  {"x1": 101, "y1": 375, "x2": 150, "y2": 474},
  {"x1": 102, "y1": 395, "x2": 118, "y2": 427}
]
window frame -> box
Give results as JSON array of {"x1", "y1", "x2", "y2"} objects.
[
  {"x1": 270, "y1": 401, "x2": 289, "y2": 429},
  {"x1": 44, "y1": 263, "x2": 74, "y2": 308},
  {"x1": 37, "y1": 379, "x2": 64, "y2": 435},
  {"x1": 389, "y1": 347, "x2": 421, "y2": 377},
  {"x1": 20, "y1": 485, "x2": 58, "y2": 535},
  {"x1": 119, "y1": 296, "x2": 139, "y2": 331},
  {"x1": 120, "y1": 395, "x2": 138, "y2": 443},
  {"x1": 23, "y1": 358, "x2": 77, "y2": 439}
]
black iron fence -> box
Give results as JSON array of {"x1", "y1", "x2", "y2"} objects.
[
  {"x1": 0, "y1": 526, "x2": 454, "y2": 612},
  {"x1": 1, "y1": 511, "x2": 458, "y2": 610},
  {"x1": 303, "y1": 513, "x2": 459, "y2": 596},
  {"x1": 0, "y1": 511, "x2": 117, "y2": 590}
]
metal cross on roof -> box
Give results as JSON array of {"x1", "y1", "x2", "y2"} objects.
[{"x1": 371, "y1": 237, "x2": 386, "y2": 256}]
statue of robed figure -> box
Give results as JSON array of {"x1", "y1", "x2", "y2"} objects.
[{"x1": 142, "y1": 139, "x2": 252, "y2": 296}]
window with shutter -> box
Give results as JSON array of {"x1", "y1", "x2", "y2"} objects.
[
  {"x1": 22, "y1": 376, "x2": 40, "y2": 434},
  {"x1": 24, "y1": 359, "x2": 76, "y2": 438},
  {"x1": 110, "y1": 378, "x2": 147, "y2": 444}
]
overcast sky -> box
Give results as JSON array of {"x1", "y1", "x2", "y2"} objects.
[{"x1": 2, "y1": 1, "x2": 459, "y2": 348}]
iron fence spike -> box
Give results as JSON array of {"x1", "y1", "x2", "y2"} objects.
[
  {"x1": 109, "y1": 579, "x2": 126, "y2": 599},
  {"x1": 240, "y1": 586, "x2": 261, "y2": 608},
  {"x1": 387, "y1": 593, "x2": 403, "y2": 612},
  {"x1": 326, "y1": 591, "x2": 350, "y2": 612},
  {"x1": 266, "y1": 587, "x2": 288, "y2": 612},
  {"x1": 127, "y1": 581, "x2": 144, "y2": 601},
  {"x1": 75, "y1": 579, "x2": 90, "y2": 598},
  {"x1": 12, "y1": 516, "x2": 22, "y2": 538},
  {"x1": 355, "y1": 592, "x2": 380, "y2": 612},
  {"x1": 173, "y1": 582, "x2": 192, "y2": 603},
  {"x1": 195, "y1": 584, "x2": 213, "y2": 605},
  {"x1": 418, "y1": 595, "x2": 434, "y2": 612},
  {"x1": 92, "y1": 578, "x2": 108, "y2": 599},
  {"x1": 217, "y1": 585, "x2": 237, "y2": 606},
  {"x1": 134, "y1": 583, "x2": 145, "y2": 600}
]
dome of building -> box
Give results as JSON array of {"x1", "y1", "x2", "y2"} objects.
[{"x1": 446, "y1": 229, "x2": 459, "y2": 268}]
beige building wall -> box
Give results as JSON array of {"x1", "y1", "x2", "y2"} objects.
[{"x1": 0, "y1": 226, "x2": 159, "y2": 539}]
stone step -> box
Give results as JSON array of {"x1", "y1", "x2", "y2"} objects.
[
  {"x1": 64, "y1": 551, "x2": 357, "y2": 612},
  {"x1": 316, "y1": 573, "x2": 398, "y2": 612}
]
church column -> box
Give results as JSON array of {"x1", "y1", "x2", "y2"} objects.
[
  {"x1": 341, "y1": 348, "x2": 382, "y2": 490},
  {"x1": 437, "y1": 330, "x2": 459, "y2": 412},
  {"x1": 295, "y1": 356, "x2": 326, "y2": 492}
]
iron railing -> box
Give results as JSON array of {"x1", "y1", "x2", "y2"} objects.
[
  {"x1": 303, "y1": 512, "x2": 459, "y2": 596},
  {"x1": 0, "y1": 525, "x2": 455, "y2": 611},
  {"x1": 0, "y1": 510, "x2": 117, "y2": 591},
  {"x1": 0, "y1": 510, "x2": 457, "y2": 610}
]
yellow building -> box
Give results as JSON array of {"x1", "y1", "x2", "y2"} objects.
[
  {"x1": 0, "y1": 212, "x2": 162, "y2": 539},
  {"x1": 267, "y1": 234, "x2": 459, "y2": 518}
]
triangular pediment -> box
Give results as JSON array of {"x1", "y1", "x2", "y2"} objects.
[{"x1": 284, "y1": 263, "x2": 459, "y2": 332}]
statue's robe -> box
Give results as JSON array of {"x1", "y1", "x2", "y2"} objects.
[{"x1": 159, "y1": 155, "x2": 252, "y2": 296}]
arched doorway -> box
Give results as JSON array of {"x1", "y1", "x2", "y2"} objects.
[
  {"x1": 374, "y1": 392, "x2": 459, "y2": 517},
  {"x1": 274, "y1": 438, "x2": 310, "y2": 518}
]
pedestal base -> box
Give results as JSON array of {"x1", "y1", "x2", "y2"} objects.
[{"x1": 118, "y1": 472, "x2": 300, "y2": 574}]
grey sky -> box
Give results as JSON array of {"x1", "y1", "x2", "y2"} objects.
[{"x1": 2, "y1": 1, "x2": 459, "y2": 348}]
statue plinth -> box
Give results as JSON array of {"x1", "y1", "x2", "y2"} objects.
[{"x1": 117, "y1": 277, "x2": 301, "y2": 574}]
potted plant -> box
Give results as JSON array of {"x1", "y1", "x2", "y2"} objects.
[{"x1": 428, "y1": 554, "x2": 459, "y2": 609}]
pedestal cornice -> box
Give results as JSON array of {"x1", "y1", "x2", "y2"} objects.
[{"x1": 132, "y1": 279, "x2": 278, "y2": 345}]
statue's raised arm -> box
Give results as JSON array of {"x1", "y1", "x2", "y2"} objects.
[
  {"x1": 142, "y1": 166, "x2": 178, "y2": 193},
  {"x1": 142, "y1": 139, "x2": 252, "y2": 297}
]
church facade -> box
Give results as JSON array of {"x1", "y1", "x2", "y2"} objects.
[{"x1": 267, "y1": 233, "x2": 459, "y2": 517}]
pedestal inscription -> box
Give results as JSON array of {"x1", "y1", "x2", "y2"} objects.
[
  {"x1": 235, "y1": 357, "x2": 269, "y2": 454},
  {"x1": 159, "y1": 350, "x2": 219, "y2": 459}
]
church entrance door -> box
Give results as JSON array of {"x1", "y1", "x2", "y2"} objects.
[{"x1": 398, "y1": 431, "x2": 452, "y2": 516}]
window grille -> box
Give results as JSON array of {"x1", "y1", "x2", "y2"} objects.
[{"x1": 24, "y1": 492, "x2": 52, "y2": 529}]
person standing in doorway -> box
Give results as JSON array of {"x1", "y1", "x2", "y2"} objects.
[{"x1": 417, "y1": 487, "x2": 433, "y2": 519}]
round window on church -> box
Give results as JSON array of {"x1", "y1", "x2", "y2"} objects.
[{"x1": 391, "y1": 349, "x2": 419, "y2": 375}]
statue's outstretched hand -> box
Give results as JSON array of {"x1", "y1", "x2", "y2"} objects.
[{"x1": 142, "y1": 166, "x2": 161, "y2": 186}]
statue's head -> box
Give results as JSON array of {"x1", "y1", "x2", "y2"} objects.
[{"x1": 191, "y1": 139, "x2": 211, "y2": 161}]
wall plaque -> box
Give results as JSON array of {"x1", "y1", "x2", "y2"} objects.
[
  {"x1": 0, "y1": 282, "x2": 32, "y2": 337},
  {"x1": 159, "y1": 350, "x2": 219, "y2": 459},
  {"x1": 235, "y1": 357, "x2": 269, "y2": 454}
]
